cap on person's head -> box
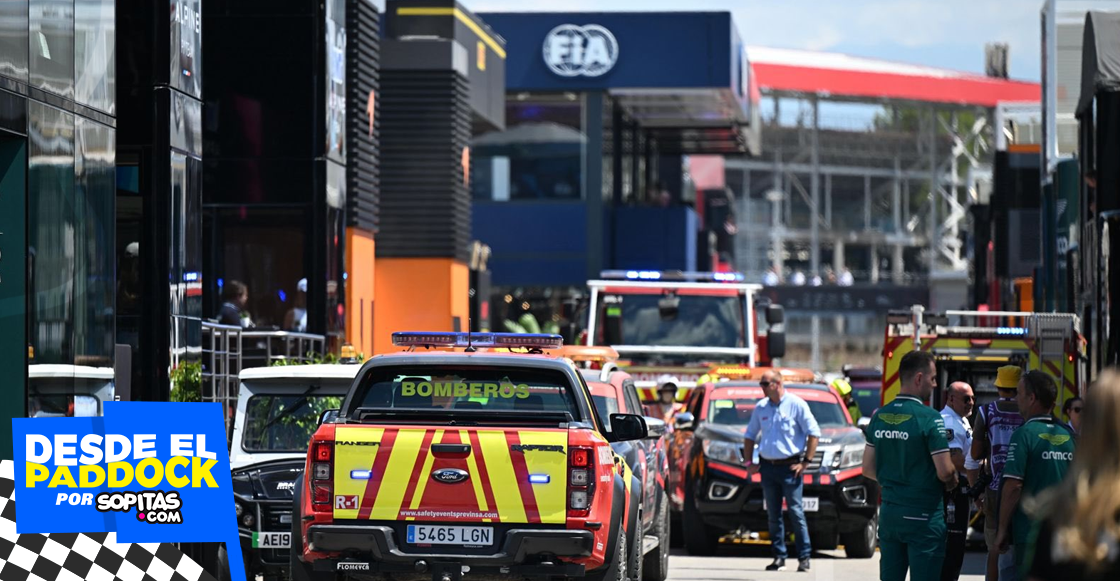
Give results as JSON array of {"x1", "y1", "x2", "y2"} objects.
[
  {"x1": 297, "y1": 278, "x2": 307, "y2": 293},
  {"x1": 995, "y1": 366, "x2": 1022, "y2": 390},
  {"x1": 657, "y1": 374, "x2": 680, "y2": 391},
  {"x1": 831, "y1": 378, "x2": 852, "y2": 397}
]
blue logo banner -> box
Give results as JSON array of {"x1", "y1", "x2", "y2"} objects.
[{"x1": 12, "y1": 401, "x2": 246, "y2": 581}]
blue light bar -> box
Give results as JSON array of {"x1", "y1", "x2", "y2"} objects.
[
  {"x1": 391, "y1": 332, "x2": 564, "y2": 350},
  {"x1": 996, "y1": 327, "x2": 1028, "y2": 336},
  {"x1": 600, "y1": 270, "x2": 745, "y2": 283},
  {"x1": 350, "y1": 470, "x2": 372, "y2": 480},
  {"x1": 528, "y1": 474, "x2": 550, "y2": 484}
]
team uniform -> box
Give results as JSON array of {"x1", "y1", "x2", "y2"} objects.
[
  {"x1": 976, "y1": 397, "x2": 1024, "y2": 560},
  {"x1": 867, "y1": 394, "x2": 950, "y2": 581},
  {"x1": 1002, "y1": 416, "x2": 1076, "y2": 576},
  {"x1": 939, "y1": 406, "x2": 972, "y2": 581}
]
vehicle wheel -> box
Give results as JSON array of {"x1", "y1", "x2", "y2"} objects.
[
  {"x1": 643, "y1": 492, "x2": 670, "y2": 581},
  {"x1": 682, "y1": 491, "x2": 719, "y2": 556},
  {"x1": 811, "y1": 530, "x2": 838, "y2": 551},
  {"x1": 215, "y1": 545, "x2": 229, "y2": 581},
  {"x1": 629, "y1": 519, "x2": 643, "y2": 581},
  {"x1": 842, "y1": 516, "x2": 877, "y2": 559},
  {"x1": 587, "y1": 524, "x2": 627, "y2": 581},
  {"x1": 289, "y1": 480, "x2": 335, "y2": 581}
]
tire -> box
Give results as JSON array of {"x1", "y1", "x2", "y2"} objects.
[
  {"x1": 215, "y1": 545, "x2": 229, "y2": 581},
  {"x1": 629, "y1": 519, "x2": 643, "y2": 581},
  {"x1": 587, "y1": 524, "x2": 627, "y2": 581},
  {"x1": 643, "y1": 492, "x2": 670, "y2": 581},
  {"x1": 682, "y1": 489, "x2": 720, "y2": 556},
  {"x1": 289, "y1": 479, "x2": 334, "y2": 581},
  {"x1": 669, "y1": 512, "x2": 683, "y2": 548},
  {"x1": 842, "y1": 516, "x2": 878, "y2": 559}
]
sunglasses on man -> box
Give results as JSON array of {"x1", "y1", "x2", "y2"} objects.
[
  {"x1": 759, "y1": 380, "x2": 779, "y2": 388},
  {"x1": 1070, "y1": 406, "x2": 1083, "y2": 413}
]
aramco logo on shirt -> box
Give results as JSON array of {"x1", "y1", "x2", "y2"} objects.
[{"x1": 543, "y1": 24, "x2": 619, "y2": 77}]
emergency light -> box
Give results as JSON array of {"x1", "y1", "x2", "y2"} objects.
[
  {"x1": 391, "y1": 332, "x2": 564, "y2": 350},
  {"x1": 995, "y1": 327, "x2": 1028, "y2": 336},
  {"x1": 599, "y1": 270, "x2": 746, "y2": 282}
]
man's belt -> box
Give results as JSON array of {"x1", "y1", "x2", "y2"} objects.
[{"x1": 760, "y1": 455, "x2": 803, "y2": 466}]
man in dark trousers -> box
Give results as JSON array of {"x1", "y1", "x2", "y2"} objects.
[
  {"x1": 940, "y1": 381, "x2": 975, "y2": 581},
  {"x1": 744, "y1": 370, "x2": 821, "y2": 572},
  {"x1": 863, "y1": 351, "x2": 958, "y2": 581}
]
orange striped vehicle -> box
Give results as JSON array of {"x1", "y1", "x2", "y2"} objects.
[
  {"x1": 881, "y1": 306, "x2": 1085, "y2": 414},
  {"x1": 291, "y1": 332, "x2": 651, "y2": 581}
]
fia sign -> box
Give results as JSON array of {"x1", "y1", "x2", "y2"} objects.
[{"x1": 543, "y1": 24, "x2": 618, "y2": 78}]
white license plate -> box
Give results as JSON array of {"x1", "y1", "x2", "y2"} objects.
[
  {"x1": 407, "y1": 525, "x2": 493, "y2": 546},
  {"x1": 251, "y1": 532, "x2": 290, "y2": 549},
  {"x1": 762, "y1": 497, "x2": 819, "y2": 513}
]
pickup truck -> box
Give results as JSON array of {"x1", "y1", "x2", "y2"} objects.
[{"x1": 290, "y1": 332, "x2": 653, "y2": 581}]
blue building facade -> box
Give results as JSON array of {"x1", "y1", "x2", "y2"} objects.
[{"x1": 471, "y1": 11, "x2": 757, "y2": 333}]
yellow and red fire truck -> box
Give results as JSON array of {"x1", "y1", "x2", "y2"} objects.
[{"x1": 881, "y1": 305, "x2": 1085, "y2": 414}]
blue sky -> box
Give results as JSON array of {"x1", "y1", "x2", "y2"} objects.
[{"x1": 471, "y1": 0, "x2": 1046, "y2": 81}]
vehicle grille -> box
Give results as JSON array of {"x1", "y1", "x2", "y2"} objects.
[
  {"x1": 806, "y1": 451, "x2": 825, "y2": 473},
  {"x1": 258, "y1": 502, "x2": 292, "y2": 563}
]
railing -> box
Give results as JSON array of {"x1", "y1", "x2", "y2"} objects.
[{"x1": 201, "y1": 323, "x2": 326, "y2": 438}]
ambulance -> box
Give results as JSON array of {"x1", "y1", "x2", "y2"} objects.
[
  {"x1": 881, "y1": 306, "x2": 1085, "y2": 413},
  {"x1": 291, "y1": 332, "x2": 650, "y2": 581},
  {"x1": 583, "y1": 270, "x2": 785, "y2": 394}
]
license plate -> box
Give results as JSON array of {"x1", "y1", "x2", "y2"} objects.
[
  {"x1": 251, "y1": 532, "x2": 290, "y2": 549},
  {"x1": 406, "y1": 525, "x2": 493, "y2": 546},
  {"x1": 762, "y1": 497, "x2": 819, "y2": 513}
]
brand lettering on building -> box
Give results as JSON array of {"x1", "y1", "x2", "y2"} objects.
[{"x1": 543, "y1": 24, "x2": 619, "y2": 78}]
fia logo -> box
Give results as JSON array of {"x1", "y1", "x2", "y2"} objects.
[{"x1": 543, "y1": 24, "x2": 618, "y2": 78}]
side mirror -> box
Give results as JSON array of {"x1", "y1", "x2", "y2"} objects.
[
  {"x1": 643, "y1": 417, "x2": 666, "y2": 440},
  {"x1": 767, "y1": 330, "x2": 786, "y2": 359},
  {"x1": 674, "y1": 411, "x2": 696, "y2": 431},
  {"x1": 857, "y1": 416, "x2": 871, "y2": 432},
  {"x1": 766, "y1": 304, "x2": 785, "y2": 325},
  {"x1": 319, "y1": 409, "x2": 340, "y2": 425},
  {"x1": 609, "y1": 413, "x2": 649, "y2": 442},
  {"x1": 658, "y1": 294, "x2": 680, "y2": 320}
]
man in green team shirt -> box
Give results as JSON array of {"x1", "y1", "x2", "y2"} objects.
[
  {"x1": 996, "y1": 370, "x2": 1076, "y2": 579},
  {"x1": 862, "y1": 351, "x2": 958, "y2": 581}
]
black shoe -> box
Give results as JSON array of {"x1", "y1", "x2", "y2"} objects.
[
  {"x1": 798, "y1": 558, "x2": 811, "y2": 572},
  {"x1": 766, "y1": 558, "x2": 787, "y2": 571}
]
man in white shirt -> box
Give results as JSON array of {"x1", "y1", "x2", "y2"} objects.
[{"x1": 940, "y1": 381, "x2": 975, "y2": 581}]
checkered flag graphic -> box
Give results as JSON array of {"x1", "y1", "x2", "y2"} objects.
[{"x1": 0, "y1": 460, "x2": 216, "y2": 581}]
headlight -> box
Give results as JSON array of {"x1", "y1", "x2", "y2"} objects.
[
  {"x1": 837, "y1": 445, "x2": 864, "y2": 470},
  {"x1": 235, "y1": 502, "x2": 244, "y2": 518},
  {"x1": 702, "y1": 440, "x2": 744, "y2": 464}
]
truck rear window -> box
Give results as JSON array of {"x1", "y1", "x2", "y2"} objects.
[{"x1": 351, "y1": 365, "x2": 580, "y2": 418}]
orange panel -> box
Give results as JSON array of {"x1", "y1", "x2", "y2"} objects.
[
  {"x1": 345, "y1": 228, "x2": 376, "y2": 358},
  {"x1": 373, "y1": 258, "x2": 470, "y2": 354}
]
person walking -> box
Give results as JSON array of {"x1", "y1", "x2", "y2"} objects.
[
  {"x1": 971, "y1": 366, "x2": 1026, "y2": 581},
  {"x1": 1028, "y1": 369, "x2": 1120, "y2": 581},
  {"x1": 743, "y1": 370, "x2": 821, "y2": 572},
  {"x1": 995, "y1": 371, "x2": 1076, "y2": 580},
  {"x1": 862, "y1": 351, "x2": 958, "y2": 581},
  {"x1": 940, "y1": 381, "x2": 976, "y2": 581}
]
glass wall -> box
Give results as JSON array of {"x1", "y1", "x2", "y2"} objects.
[
  {"x1": 472, "y1": 93, "x2": 585, "y2": 201},
  {"x1": 30, "y1": 0, "x2": 75, "y2": 98},
  {"x1": 75, "y1": 0, "x2": 115, "y2": 113},
  {"x1": 0, "y1": 0, "x2": 29, "y2": 81},
  {"x1": 74, "y1": 116, "x2": 115, "y2": 363}
]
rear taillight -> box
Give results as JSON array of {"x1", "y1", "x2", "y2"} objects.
[
  {"x1": 311, "y1": 440, "x2": 333, "y2": 510},
  {"x1": 568, "y1": 446, "x2": 596, "y2": 517}
]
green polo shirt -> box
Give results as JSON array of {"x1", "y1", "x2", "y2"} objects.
[
  {"x1": 867, "y1": 394, "x2": 950, "y2": 510},
  {"x1": 1003, "y1": 415, "x2": 1075, "y2": 545}
]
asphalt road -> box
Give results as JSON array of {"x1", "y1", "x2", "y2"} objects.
[{"x1": 667, "y1": 542, "x2": 989, "y2": 581}]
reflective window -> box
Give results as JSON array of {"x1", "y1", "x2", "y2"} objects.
[
  {"x1": 28, "y1": 102, "x2": 75, "y2": 364},
  {"x1": 74, "y1": 117, "x2": 115, "y2": 362},
  {"x1": 0, "y1": 0, "x2": 29, "y2": 81},
  {"x1": 30, "y1": 0, "x2": 74, "y2": 98},
  {"x1": 75, "y1": 0, "x2": 115, "y2": 113},
  {"x1": 169, "y1": 0, "x2": 201, "y2": 98},
  {"x1": 472, "y1": 94, "x2": 585, "y2": 201}
]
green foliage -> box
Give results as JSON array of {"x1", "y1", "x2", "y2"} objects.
[
  {"x1": 169, "y1": 361, "x2": 202, "y2": 402},
  {"x1": 500, "y1": 312, "x2": 560, "y2": 335},
  {"x1": 269, "y1": 351, "x2": 365, "y2": 366}
]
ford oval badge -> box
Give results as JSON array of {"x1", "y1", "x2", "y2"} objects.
[{"x1": 432, "y1": 468, "x2": 469, "y2": 484}]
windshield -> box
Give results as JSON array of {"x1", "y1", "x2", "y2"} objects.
[
  {"x1": 29, "y1": 395, "x2": 100, "y2": 417},
  {"x1": 598, "y1": 292, "x2": 745, "y2": 348},
  {"x1": 707, "y1": 397, "x2": 850, "y2": 428},
  {"x1": 592, "y1": 395, "x2": 620, "y2": 432},
  {"x1": 851, "y1": 382, "x2": 881, "y2": 416},
  {"x1": 242, "y1": 394, "x2": 344, "y2": 452},
  {"x1": 351, "y1": 365, "x2": 580, "y2": 418}
]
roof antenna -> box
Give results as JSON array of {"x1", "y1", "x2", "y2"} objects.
[{"x1": 465, "y1": 318, "x2": 476, "y2": 353}]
